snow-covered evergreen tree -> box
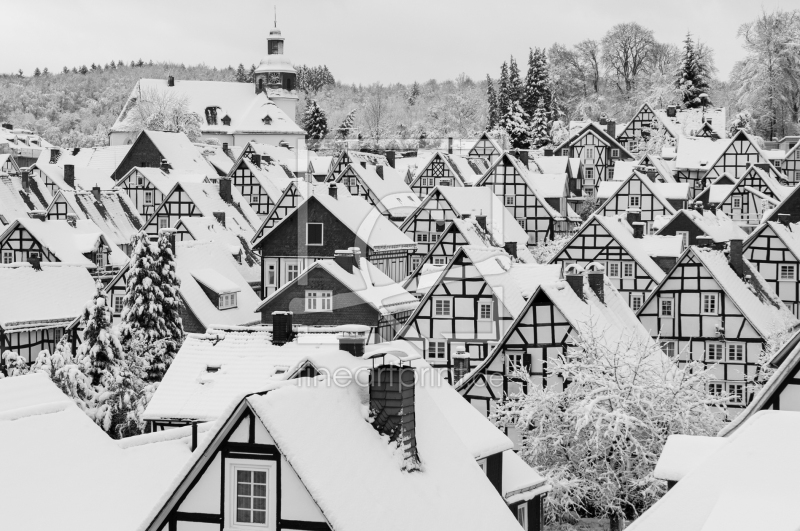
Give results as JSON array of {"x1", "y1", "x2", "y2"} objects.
[
  {"x1": 301, "y1": 99, "x2": 329, "y2": 148},
  {"x1": 337, "y1": 108, "x2": 357, "y2": 139},
  {"x1": 148, "y1": 230, "x2": 183, "y2": 380},
  {"x1": 523, "y1": 48, "x2": 553, "y2": 121},
  {"x1": 728, "y1": 110, "x2": 754, "y2": 136},
  {"x1": 235, "y1": 63, "x2": 248, "y2": 83},
  {"x1": 505, "y1": 102, "x2": 530, "y2": 149},
  {"x1": 119, "y1": 233, "x2": 161, "y2": 344},
  {"x1": 486, "y1": 75, "x2": 499, "y2": 131},
  {"x1": 508, "y1": 56, "x2": 523, "y2": 107},
  {"x1": 408, "y1": 81, "x2": 421, "y2": 106},
  {"x1": 530, "y1": 98, "x2": 551, "y2": 148},
  {"x1": 78, "y1": 280, "x2": 124, "y2": 388},
  {"x1": 497, "y1": 62, "x2": 510, "y2": 130},
  {"x1": 676, "y1": 32, "x2": 712, "y2": 109},
  {"x1": 493, "y1": 324, "x2": 726, "y2": 529}
]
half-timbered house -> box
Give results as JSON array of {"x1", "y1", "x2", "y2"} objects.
[
  {"x1": 257, "y1": 248, "x2": 418, "y2": 342},
  {"x1": 227, "y1": 151, "x2": 294, "y2": 219},
  {"x1": 760, "y1": 181, "x2": 800, "y2": 225},
  {"x1": 253, "y1": 183, "x2": 415, "y2": 296},
  {"x1": 0, "y1": 263, "x2": 95, "y2": 365},
  {"x1": 549, "y1": 214, "x2": 683, "y2": 310},
  {"x1": 552, "y1": 122, "x2": 635, "y2": 183},
  {"x1": 703, "y1": 130, "x2": 785, "y2": 184},
  {"x1": 399, "y1": 186, "x2": 526, "y2": 273},
  {"x1": 654, "y1": 105, "x2": 727, "y2": 140},
  {"x1": 249, "y1": 181, "x2": 339, "y2": 243},
  {"x1": 334, "y1": 161, "x2": 421, "y2": 222},
  {"x1": 308, "y1": 154, "x2": 333, "y2": 182},
  {"x1": 0, "y1": 216, "x2": 128, "y2": 277},
  {"x1": 0, "y1": 153, "x2": 20, "y2": 175},
  {"x1": 237, "y1": 140, "x2": 308, "y2": 180},
  {"x1": 114, "y1": 167, "x2": 209, "y2": 219},
  {"x1": 783, "y1": 140, "x2": 800, "y2": 183},
  {"x1": 530, "y1": 154, "x2": 588, "y2": 199},
  {"x1": 141, "y1": 180, "x2": 261, "y2": 243},
  {"x1": 408, "y1": 151, "x2": 491, "y2": 199},
  {"x1": 655, "y1": 207, "x2": 749, "y2": 248},
  {"x1": 743, "y1": 218, "x2": 800, "y2": 317},
  {"x1": 325, "y1": 150, "x2": 390, "y2": 182},
  {"x1": 44, "y1": 188, "x2": 143, "y2": 256},
  {"x1": 672, "y1": 135, "x2": 727, "y2": 196},
  {"x1": 396, "y1": 246, "x2": 562, "y2": 384},
  {"x1": 109, "y1": 130, "x2": 222, "y2": 182},
  {"x1": 27, "y1": 162, "x2": 115, "y2": 197},
  {"x1": 0, "y1": 170, "x2": 52, "y2": 225},
  {"x1": 616, "y1": 102, "x2": 658, "y2": 154},
  {"x1": 637, "y1": 244, "x2": 799, "y2": 408},
  {"x1": 613, "y1": 153, "x2": 677, "y2": 184},
  {"x1": 468, "y1": 131, "x2": 503, "y2": 162},
  {"x1": 402, "y1": 214, "x2": 535, "y2": 292},
  {"x1": 597, "y1": 171, "x2": 690, "y2": 233},
  {"x1": 139, "y1": 330, "x2": 546, "y2": 531},
  {"x1": 197, "y1": 142, "x2": 238, "y2": 177},
  {"x1": 456, "y1": 267, "x2": 660, "y2": 424}
]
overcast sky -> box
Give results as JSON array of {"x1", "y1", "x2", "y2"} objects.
[{"x1": 3, "y1": 0, "x2": 795, "y2": 84}]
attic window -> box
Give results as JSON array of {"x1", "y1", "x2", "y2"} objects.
[
  {"x1": 219, "y1": 292, "x2": 238, "y2": 309},
  {"x1": 221, "y1": 115, "x2": 231, "y2": 126},
  {"x1": 262, "y1": 115, "x2": 272, "y2": 125},
  {"x1": 206, "y1": 364, "x2": 221, "y2": 373},
  {"x1": 205, "y1": 107, "x2": 219, "y2": 126}
]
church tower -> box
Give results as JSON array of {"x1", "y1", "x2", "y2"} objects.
[{"x1": 254, "y1": 13, "x2": 299, "y2": 119}]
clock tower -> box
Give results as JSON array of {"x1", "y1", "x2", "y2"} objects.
[{"x1": 254, "y1": 18, "x2": 299, "y2": 119}]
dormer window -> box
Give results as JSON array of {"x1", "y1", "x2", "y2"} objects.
[
  {"x1": 191, "y1": 268, "x2": 241, "y2": 311},
  {"x1": 262, "y1": 115, "x2": 272, "y2": 126},
  {"x1": 206, "y1": 364, "x2": 221, "y2": 373},
  {"x1": 219, "y1": 292, "x2": 237, "y2": 309},
  {"x1": 221, "y1": 115, "x2": 231, "y2": 126},
  {"x1": 205, "y1": 107, "x2": 219, "y2": 126}
]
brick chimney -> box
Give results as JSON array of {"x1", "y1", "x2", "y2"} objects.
[
  {"x1": 729, "y1": 239, "x2": 744, "y2": 277},
  {"x1": 376, "y1": 164, "x2": 384, "y2": 179},
  {"x1": 21, "y1": 169, "x2": 30, "y2": 193},
  {"x1": 779, "y1": 213, "x2": 791, "y2": 227},
  {"x1": 386, "y1": 151, "x2": 396, "y2": 169},
  {"x1": 475, "y1": 214, "x2": 487, "y2": 233},
  {"x1": 271, "y1": 312, "x2": 294, "y2": 345},
  {"x1": 517, "y1": 150, "x2": 529, "y2": 168},
  {"x1": 251, "y1": 154, "x2": 262, "y2": 167},
  {"x1": 64, "y1": 164, "x2": 75, "y2": 189},
  {"x1": 328, "y1": 182, "x2": 338, "y2": 199},
  {"x1": 168, "y1": 75, "x2": 174, "y2": 87},
  {"x1": 213, "y1": 211, "x2": 226, "y2": 227},
  {"x1": 334, "y1": 249, "x2": 354, "y2": 274},
  {"x1": 606, "y1": 120, "x2": 617, "y2": 138},
  {"x1": 626, "y1": 209, "x2": 641, "y2": 226},
  {"x1": 503, "y1": 242, "x2": 517, "y2": 259},
  {"x1": 667, "y1": 105, "x2": 677, "y2": 118},
  {"x1": 447, "y1": 137, "x2": 453, "y2": 155},
  {"x1": 91, "y1": 186, "x2": 101, "y2": 201},
  {"x1": 370, "y1": 364, "x2": 420, "y2": 471},
  {"x1": 588, "y1": 270, "x2": 604, "y2": 303},
  {"x1": 338, "y1": 331, "x2": 367, "y2": 357},
  {"x1": 566, "y1": 273, "x2": 584, "y2": 300},
  {"x1": 452, "y1": 350, "x2": 470, "y2": 384},
  {"x1": 27, "y1": 254, "x2": 41, "y2": 270},
  {"x1": 219, "y1": 178, "x2": 232, "y2": 203},
  {"x1": 632, "y1": 221, "x2": 645, "y2": 239}
]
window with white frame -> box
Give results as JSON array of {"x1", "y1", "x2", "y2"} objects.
[
  {"x1": 410, "y1": 257, "x2": 420, "y2": 271},
  {"x1": 433, "y1": 297, "x2": 452, "y2": 317},
  {"x1": 631, "y1": 293, "x2": 643, "y2": 312},
  {"x1": 583, "y1": 146, "x2": 595, "y2": 160},
  {"x1": 158, "y1": 217, "x2": 169, "y2": 229},
  {"x1": 415, "y1": 233, "x2": 429, "y2": 243},
  {"x1": 732, "y1": 196, "x2": 742, "y2": 209},
  {"x1": 585, "y1": 167, "x2": 594, "y2": 181},
  {"x1": 727, "y1": 343, "x2": 745, "y2": 362},
  {"x1": 136, "y1": 174, "x2": 144, "y2": 186},
  {"x1": 429, "y1": 232, "x2": 439, "y2": 242},
  {"x1": 432, "y1": 257, "x2": 446, "y2": 266},
  {"x1": 226, "y1": 460, "x2": 275, "y2": 529},
  {"x1": 780, "y1": 264, "x2": 797, "y2": 281},
  {"x1": 428, "y1": 340, "x2": 446, "y2": 359},
  {"x1": 701, "y1": 293, "x2": 719, "y2": 315},
  {"x1": 677, "y1": 231, "x2": 689, "y2": 250},
  {"x1": 622, "y1": 262, "x2": 635, "y2": 278},
  {"x1": 286, "y1": 263, "x2": 299, "y2": 282},
  {"x1": 660, "y1": 297, "x2": 674, "y2": 317},
  {"x1": 516, "y1": 218, "x2": 526, "y2": 228},
  {"x1": 517, "y1": 505, "x2": 528, "y2": 528},
  {"x1": 608, "y1": 167, "x2": 615, "y2": 180},
  {"x1": 628, "y1": 195, "x2": 641, "y2": 208},
  {"x1": 661, "y1": 340, "x2": 676, "y2": 357},
  {"x1": 266, "y1": 263, "x2": 276, "y2": 286},
  {"x1": 1, "y1": 250, "x2": 12, "y2": 264},
  {"x1": 505, "y1": 195, "x2": 515, "y2": 206},
  {"x1": 606, "y1": 262, "x2": 620, "y2": 278},
  {"x1": 112, "y1": 293, "x2": 124, "y2": 315},
  {"x1": 219, "y1": 292, "x2": 238, "y2": 310},
  {"x1": 306, "y1": 223, "x2": 323, "y2": 245},
  {"x1": 707, "y1": 342, "x2": 724, "y2": 361},
  {"x1": 728, "y1": 382, "x2": 744, "y2": 404},
  {"x1": 611, "y1": 148, "x2": 620, "y2": 158},
  {"x1": 708, "y1": 382, "x2": 724, "y2": 396},
  {"x1": 305, "y1": 290, "x2": 332, "y2": 312},
  {"x1": 561, "y1": 148, "x2": 569, "y2": 156},
  {"x1": 144, "y1": 191, "x2": 153, "y2": 205},
  {"x1": 478, "y1": 300, "x2": 492, "y2": 320}
]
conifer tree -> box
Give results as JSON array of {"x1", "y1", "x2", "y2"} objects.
[
  {"x1": 33, "y1": 67, "x2": 41, "y2": 77},
  {"x1": 506, "y1": 102, "x2": 531, "y2": 149},
  {"x1": 530, "y1": 99, "x2": 551, "y2": 148},
  {"x1": 62, "y1": 66, "x2": 69, "y2": 74},
  {"x1": 248, "y1": 64, "x2": 256, "y2": 83},
  {"x1": 302, "y1": 99, "x2": 329, "y2": 148},
  {"x1": 235, "y1": 63, "x2": 248, "y2": 83},
  {"x1": 337, "y1": 108, "x2": 357, "y2": 139},
  {"x1": 486, "y1": 75, "x2": 499, "y2": 131},
  {"x1": 497, "y1": 62, "x2": 510, "y2": 129},
  {"x1": 676, "y1": 32, "x2": 711, "y2": 109},
  {"x1": 147, "y1": 230, "x2": 183, "y2": 380},
  {"x1": 78, "y1": 281, "x2": 124, "y2": 388},
  {"x1": 119, "y1": 233, "x2": 161, "y2": 345},
  {"x1": 523, "y1": 49, "x2": 554, "y2": 121},
  {"x1": 508, "y1": 56, "x2": 523, "y2": 107},
  {"x1": 408, "y1": 81, "x2": 421, "y2": 106}
]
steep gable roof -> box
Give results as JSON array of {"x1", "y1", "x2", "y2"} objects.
[
  {"x1": 343, "y1": 162, "x2": 421, "y2": 217},
  {"x1": 115, "y1": 167, "x2": 209, "y2": 194},
  {"x1": 656, "y1": 209, "x2": 748, "y2": 243},
  {"x1": 140, "y1": 131, "x2": 219, "y2": 180},
  {"x1": 673, "y1": 135, "x2": 727, "y2": 171},
  {"x1": 46, "y1": 189, "x2": 143, "y2": 247},
  {"x1": 553, "y1": 122, "x2": 634, "y2": 157},
  {"x1": 0, "y1": 173, "x2": 51, "y2": 223}
]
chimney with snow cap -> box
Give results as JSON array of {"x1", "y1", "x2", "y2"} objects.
[
  {"x1": 370, "y1": 363, "x2": 420, "y2": 471},
  {"x1": 447, "y1": 137, "x2": 453, "y2": 154},
  {"x1": 503, "y1": 242, "x2": 517, "y2": 259},
  {"x1": 219, "y1": 178, "x2": 232, "y2": 203},
  {"x1": 334, "y1": 249, "x2": 354, "y2": 274},
  {"x1": 271, "y1": 312, "x2": 294, "y2": 345},
  {"x1": 21, "y1": 169, "x2": 30, "y2": 193},
  {"x1": 64, "y1": 164, "x2": 75, "y2": 189},
  {"x1": 376, "y1": 164, "x2": 384, "y2": 179},
  {"x1": 338, "y1": 329, "x2": 367, "y2": 357},
  {"x1": 588, "y1": 270, "x2": 604, "y2": 303},
  {"x1": 607, "y1": 120, "x2": 617, "y2": 138},
  {"x1": 168, "y1": 75, "x2": 174, "y2": 87},
  {"x1": 91, "y1": 186, "x2": 101, "y2": 201},
  {"x1": 729, "y1": 239, "x2": 744, "y2": 278},
  {"x1": 779, "y1": 214, "x2": 791, "y2": 227},
  {"x1": 475, "y1": 214, "x2": 487, "y2": 233},
  {"x1": 328, "y1": 182, "x2": 338, "y2": 199},
  {"x1": 626, "y1": 209, "x2": 641, "y2": 226},
  {"x1": 632, "y1": 221, "x2": 645, "y2": 239},
  {"x1": 386, "y1": 151, "x2": 396, "y2": 169},
  {"x1": 566, "y1": 273, "x2": 584, "y2": 300},
  {"x1": 222, "y1": 142, "x2": 229, "y2": 154}
]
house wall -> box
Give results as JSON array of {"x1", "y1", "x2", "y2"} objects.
[
  {"x1": 704, "y1": 134, "x2": 768, "y2": 182},
  {"x1": 113, "y1": 133, "x2": 165, "y2": 182},
  {"x1": 597, "y1": 175, "x2": 675, "y2": 232},
  {"x1": 229, "y1": 159, "x2": 276, "y2": 218},
  {"x1": 0, "y1": 225, "x2": 58, "y2": 263},
  {"x1": 115, "y1": 169, "x2": 168, "y2": 218},
  {"x1": 744, "y1": 225, "x2": 800, "y2": 317},
  {"x1": 0, "y1": 326, "x2": 65, "y2": 364},
  {"x1": 410, "y1": 154, "x2": 465, "y2": 200}
]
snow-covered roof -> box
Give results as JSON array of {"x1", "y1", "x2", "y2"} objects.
[
  {"x1": 531, "y1": 155, "x2": 569, "y2": 174},
  {"x1": 174, "y1": 216, "x2": 260, "y2": 284},
  {"x1": 0, "y1": 173, "x2": 51, "y2": 223},
  {"x1": 140, "y1": 131, "x2": 220, "y2": 180},
  {"x1": 525, "y1": 172, "x2": 568, "y2": 198},
  {"x1": 627, "y1": 411, "x2": 800, "y2": 531},
  {"x1": 503, "y1": 449, "x2": 550, "y2": 503},
  {"x1": 691, "y1": 246, "x2": 798, "y2": 337},
  {"x1": 243, "y1": 141, "x2": 308, "y2": 176},
  {"x1": 673, "y1": 135, "x2": 727, "y2": 170},
  {"x1": 44, "y1": 145, "x2": 132, "y2": 175},
  {"x1": 195, "y1": 142, "x2": 234, "y2": 175},
  {"x1": 757, "y1": 221, "x2": 800, "y2": 264},
  {"x1": 654, "y1": 107, "x2": 727, "y2": 139},
  {"x1": 0, "y1": 373, "x2": 198, "y2": 531},
  {"x1": 0, "y1": 263, "x2": 95, "y2": 331},
  {"x1": 346, "y1": 162, "x2": 421, "y2": 217},
  {"x1": 308, "y1": 155, "x2": 332, "y2": 176},
  {"x1": 594, "y1": 216, "x2": 679, "y2": 281},
  {"x1": 658, "y1": 209, "x2": 748, "y2": 243},
  {"x1": 30, "y1": 161, "x2": 116, "y2": 191},
  {"x1": 112, "y1": 79, "x2": 304, "y2": 136},
  {"x1": 411, "y1": 151, "x2": 489, "y2": 187},
  {"x1": 1, "y1": 217, "x2": 128, "y2": 267},
  {"x1": 258, "y1": 257, "x2": 419, "y2": 315},
  {"x1": 450, "y1": 216, "x2": 534, "y2": 261},
  {"x1": 47, "y1": 189, "x2": 144, "y2": 247},
  {"x1": 169, "y1": 181, "x2": 261, "y2": 235},
  {"x1": 240, "y1": 156, "x2": 293, "y2": 203},
  {"x1": 117, "y1": 167, "x2": 209, "y2": 195},
  {"x1": 174, "y1": 240, "x2": 261, "y2": 329},
  {"x1": 653, "y1": 434, "x2": 729, "y2": 482},
  {"x1": 613, "y1": 160, "x2": 637, "y2": 180}
]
